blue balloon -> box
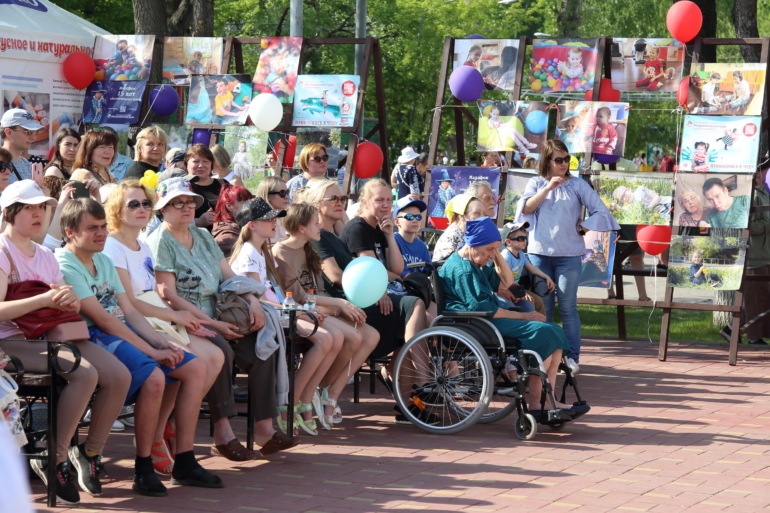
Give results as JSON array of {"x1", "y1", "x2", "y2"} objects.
[
  {"x1": 525, "y1": 110, "x2": 548, "y2": 134},
  {"x1": 266, "y1": 72, "x2": 277, "y2": 83},
  {"x1": 449, "y1": 65, "x2": 485, "y2": 103},
  {"x1": 466, "y1": 34, "x2": 485, "y2": 39},
  {"x1": 113, "y1": 51, "x2": 121, "y2": 59},
  {"x1": 342, "y1": 257, "x2": 388, "y2": 308}
]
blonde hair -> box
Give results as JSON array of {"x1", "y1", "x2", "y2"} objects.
[
  {"x1": 229, "y1": 224, "x2": 279, "y2": 285},
  {"x1": 104, "y1": 180, "x2": 157, "y2": 232},
  {"x1": 298, "y1": 143, "x2": 327, "y2": 173},
  {"x1": 256, "y1": 176, "x2": 284, "y2": 206},
  {"x1": 355, "y1": 178, "x2": 390, "y2": 217},
  {"x1": 567, "y1": 47, "x2": 584, "y2": 62},
  {"x1": 211, "y1": 144, "x2": 231, "y2": 170},
  {"x1": 165, "y1": 147, "x2": 183, "y2": 164},
  {"x1": 294, "y1": 187, "x2": 308, "y2": 203},
  {"x1": 134, "y1": 126, "x2": 169, "y2": 161},
  {"x1": 304, "y1": 178, "x2": 338, "y2": 206}
]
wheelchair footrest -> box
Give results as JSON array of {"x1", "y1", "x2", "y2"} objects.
[{"x1": 571, "y1": 401, "x2": 590, "y2": 419}]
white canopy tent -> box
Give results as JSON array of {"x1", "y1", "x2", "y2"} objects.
[{"x1": 0, "y1": 0, "x2": 109, "y2": 156}]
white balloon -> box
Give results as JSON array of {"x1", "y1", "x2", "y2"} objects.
[{"x1": 248, "y1": 93, "x2": 283, "y2": 132}]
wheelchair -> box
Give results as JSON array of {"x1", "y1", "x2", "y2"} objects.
[{"x1": 391, "y1": 263, "x2": 590, "y2": 440}]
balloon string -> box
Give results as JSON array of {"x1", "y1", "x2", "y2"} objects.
[
  {"x1": 647, "y1": 255, "x2": 659, "y2": 344},
  {"x1": 139, "y1": 84, "x2": 165, "y2": 127}
]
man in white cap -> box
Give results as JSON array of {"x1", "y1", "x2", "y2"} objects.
[
  {"x1": 391, "y1": 146, "x2": 424, "y2": 200},
  {"x1": 1, "y1": 108, "x2": 45, "y2": 185}
]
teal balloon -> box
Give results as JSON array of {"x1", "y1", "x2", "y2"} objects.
[
  {"x1": 342, "y1": 256, "x2": 388, "y2": 308},
  {"x1": 525, "y1": 110, "x2": 548, "y2": 134}
]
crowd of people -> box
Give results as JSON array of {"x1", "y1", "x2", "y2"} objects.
[{"x1": 1, "y1": 105, "x2": 765, "y2": 506}]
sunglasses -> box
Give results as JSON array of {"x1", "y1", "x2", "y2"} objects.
[
  {"x1": 507, "y1": 236, "x2": 527, "y2": 242},
  {"x1": 310, "y1": 155, "x2": 329, "y2": 163},
  {"x1": 0, "y1": 162, "x2": 10, "y2": 173},
  {"x1": 549, "y1": 156, "x2": 571, "y2": 165},
  {"x1": 268, "y1": 189, "x2": 290, "y2": 198},
  {"x1": 323, "y1": 195, "x2": 348, "y2": 204},
  {"x1": 126, "y1": 199, "x2": 153, "y2": 211},
  {"x1": 396, "y1": 213, "x2": 423, "y2": 221},
  {"x1": 168, "y1": 199, "x2": 198, "y2": 209}
]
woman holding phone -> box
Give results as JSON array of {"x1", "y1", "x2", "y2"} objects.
[{"x1": 45, "y1": 129, "x2": 81, "y2": 180}]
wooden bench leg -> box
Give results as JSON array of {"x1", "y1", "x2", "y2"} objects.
[{"x1": 354, "y1": 370, "x2": 360, "y2": 403}]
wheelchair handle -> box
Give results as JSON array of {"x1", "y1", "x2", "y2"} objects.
[{"x1": 406, "y1": 261, "x2": 439, "y2": 271}]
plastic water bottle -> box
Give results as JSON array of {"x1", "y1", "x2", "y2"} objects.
[
  {"x1": 282, "y1": 292, "x2": 296, "y2": 322},
  {"x1": 305, "y1": 289, "x2": 316, "y2": 311}
]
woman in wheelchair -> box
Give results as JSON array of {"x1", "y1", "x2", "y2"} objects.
[{"x1": 438, "y1": 217, "x2": 572, "y2": 412}]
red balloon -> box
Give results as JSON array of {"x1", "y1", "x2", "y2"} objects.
[
  {"x1": 677, "y1": 75, "x2": 690, "y2": 109},
  {"x1": 274, "y1": 135, "x2": 297, "y2": 170},
  {"x1": 666, "y1": 1, "x2": 703, "y2": 43},
  {"x1": 584, "y1": 78, "x2": 620, "y2": 102},
  {"x1": 62, "y1": 52, "x2": 96, "y2": 90},
  {"x1": 353, "y1": 142, "x2": 383, "y2": 179},
  {"x1": 636, "y1": 225, "x2": 672, "y2": 256}
]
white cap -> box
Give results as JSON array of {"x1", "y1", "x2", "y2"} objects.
[
  {"x1": 154, "y1": 177, "x2": 204, "y2": 210},
  {"x1": 0, "y1": 109, "x2": 45, "y2": 131},
  {"x1": 397, "y1": 146, "x2": 420, "y2": 164},
  {"x1": 0, "y1": 180, "x2": 57, "y2": 223}
]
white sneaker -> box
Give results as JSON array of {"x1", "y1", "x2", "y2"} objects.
[
  {"x1": 565, "y1": 357, "x2": 579, "y2": 375},
  {"x1": 119, "y1": 405, "x2": 135, "y2": 427}
]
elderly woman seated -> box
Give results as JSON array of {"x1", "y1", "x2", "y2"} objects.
[{"x1": 438, "y1": 217, "x2": 571, "y2": 411}]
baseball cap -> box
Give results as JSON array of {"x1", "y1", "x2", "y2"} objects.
[
  {"x1": 0, "y1": 109, "x2": 45, "y2": 131},
  {"x1": 0, "y1": 180, "x2": 57, "y2": 222},
  {"x1": 393, "y1": 196, "x2": 427, "y2": 218},
  {"x1": 500, "y1": 221, "x2": 530, "y2": 241},
  {"x1": 170, "y1": 150, "x2": 185, "y2": 165},
  {"x1": 157, "y1": 167, "x2": 187, "y2": 184},
  {"x1": 236, "y1": 197, "x2": 286, "y2": 227},
  {"x1": 154, "y1": 177, "x2": 204, "y2": 210}
]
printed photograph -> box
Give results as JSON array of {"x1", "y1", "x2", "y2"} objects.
[
  {"x1": 504, "y1": 170, "x2": 535, "y2": 221},
  {"x1": 476, "y1": 100, "x2": 550, "y2": 153},
  {"x1": 530, "y1": 39, "x2": 599, "y2": 93},
  {"x1": 591, "y1": 171, "x2": 673, "y2": 226},
  {"x1": 509, "y1": 152, "x2": 541, "y2": 171},
  {"x1": 687, "y1": 63, "x2": 766, "y2": 116},
  {"x1": 292, "y1": 75, "x2": 360, "y2": 128},
  {"x1": 555, "y1": 101, "x2": 630, "y2": 157},
  {"x1": 668, "y1": 234, "x2": 747, "y2": 291},
  {"x1": 609, "y1": 38, "x2": 684, "y2": 93},
  {"x1": 673, "y1": 173, "x2": 752, "y2": 229},
  {"x1": 2, "y1": 90, "x2": 51, "y2": 153},
  {"x1": 428, "y1": 166, "x2": 501, "y2": 224},
  {"x1": 253, "y1": 37, "x2": 302, "y2": 104},
  {"x1": 453, "y1": 38, "x2": 520, "y2": 92},
  {"x1": 162, "y1": 37, "x2": 224, "y2": 85},
  {"x1": 679, "y1": 115, "x2": 761, "y2": 173},
  {"x1": 222, "y1": 126, "x2": 270, "y2": 181},
  {"x1": 186, "y1": 74, "x2": 252, "y2": 125},
  {"x1": 93, "y1": 35, "x2": 155, "y2": 81},
  {"x1": 81, "y1": 81, "x2": 147, "y2": 125},
  {"x1": 580, "y1": 230, "x2": 617, "y2": 289},
  {"x1": 156, "y1": 124, "x2": 194, "y2": 150}
]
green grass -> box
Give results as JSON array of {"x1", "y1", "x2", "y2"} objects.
[
  {"x1": 556, "y1": 305, "x2": 723, "y2": 343},
  {"x1": 244, "y1": 176, "x2": 264, "y2": 194}
]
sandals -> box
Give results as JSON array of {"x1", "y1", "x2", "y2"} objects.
[
  {"x1": 151, "y1": 441, "x2": 174, "y2": 476},
  {"x1": 133, "y1": 471, "x2": 167, "y2": 497},
  {"x1": 277, "y1": 405, "x2": 299, "y2": 436},
  {"x1": 210, "y1": 438, "x2": 259, "y2": 461},
  {"x1": 311, "y1": 390, "x2": 331, "y2": 431},
  {"x1": 163, "y1": 421, "x2": 177, "y2": 459},
  {"x1": 321, "y1": 387, "x2": 343, "y2": 424},
  {"x1": 295, "y1": 401, "x2": 318, "y2": 436}
]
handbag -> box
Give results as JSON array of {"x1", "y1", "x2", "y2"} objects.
[
  {"x1": 137, "y1": 291, "x2": 190, "y2": 346},
  {"x1": 402, "y1": 272, "x2": 433, "y2": 307},
  {"x1": 1, "y1": 246, "x2": 88, "y2": 340},
  {"x1": 212, "y1": 291, "x2": 253, "y2": 334}
]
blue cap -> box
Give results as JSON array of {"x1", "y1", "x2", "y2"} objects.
[{"x1": 393, "y1": 196, "x2": 427, "y2": 217}]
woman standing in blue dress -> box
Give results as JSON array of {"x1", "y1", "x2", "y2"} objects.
[{"x1": 430, "y1": 169, "x2": 456, "y2": 218}]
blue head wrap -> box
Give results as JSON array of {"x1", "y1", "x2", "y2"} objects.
[{"x1": 464, "y1": 217, "x2": 501, "y2": 247}]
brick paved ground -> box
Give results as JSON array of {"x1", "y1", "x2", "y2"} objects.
[{"x1": 34, "y1": 338, "x2": 770, "y2": 513}]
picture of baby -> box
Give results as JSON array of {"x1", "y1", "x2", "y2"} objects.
[
  {"x1": 92, "y1": 35, "x2": 154, "y2": 82},
  {"x1": 188, "y1": 51, "x2": 204, "y2": 75},
  {"x1": 557, "y1": 113, "x2": 584, "y2": 154},
  {"x1": 591, "y1": 106, "x2": 617, "y2": 155},
  {"x1": 476, "y1": 100, "x2": 549, "y2": 153},
  {"x1": 610, "y1": 39, "x2": 684, "y2": 93},
  {"x1": 634, "y1": 46, "x2": 675, "y2": 91},
  {"x1": 558, "y1": 47, "x2": 585, "y2": 80},
  {"x1": 690, "y1": 142, "x2": 711, "y2": 172},
  {"x1": 557, "y1": 101, "x2": 629, "y2": 160},
  {"x1": 485, "y1": 105, "x2": 536, "y2": 152},
  {"x1": 611, "y1": 185, "x2": 672, "y2": 218},
  {"x1": 253, "y1": 37, "x2": 303, "y2": 103}
]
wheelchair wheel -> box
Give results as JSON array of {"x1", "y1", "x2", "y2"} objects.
[
  {"x1": 392, "y1": 326, "x2": 493, "y2": 435},
  {"x1": 477, "y1": 362, "x2": 518, "y2": 424},
  {"x1": 514, "y1": 413, "x2": 537, "y2": 440}
]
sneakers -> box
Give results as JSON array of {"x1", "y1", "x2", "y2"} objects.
[
  {"x1": 30, "y1": 457, "x2": 80, "y2": 505},
  {"x1": 68, "y1": 443, "x2": 104, "y2": 497},
  {"x1": 749, "y1": 339, "x2": 769, "y2": 345},
  {"x1": 119, "y1": 405, "x2": 135, "y2": 427},
  {"x1": 565, "y1": 357, "x2": 579, "y2": 375},
  {"x1": 394, "y1": 404, "x2": 440, "y2": 426},
  {"x1": 83, "y1": 409, "x2": 125, "y2": 432}
]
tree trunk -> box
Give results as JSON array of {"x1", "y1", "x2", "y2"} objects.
[
  {"x1": 191, "y1": 0, "x2": 214, "y2": 37},
  {"x1": 684, "y1": 0, "x2": 718, "y2": 63},
  {"x1": 732, "y1": 0, "x2": 761, "y2": 63},
  {"x1": 556, "y1": 0, "x2": 582, "y2": 38}
]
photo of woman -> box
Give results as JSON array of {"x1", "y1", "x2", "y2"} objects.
[{"x1": 673, "y1": 173, "x2": 752, "y2": 229}]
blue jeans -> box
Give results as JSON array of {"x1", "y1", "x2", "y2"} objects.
[
  {"x1": 495, "y1": 294, "x2": 536, "y2": 313},
  {"x1": 527, "y1": 254, "x2": 582, "y2": 361}
]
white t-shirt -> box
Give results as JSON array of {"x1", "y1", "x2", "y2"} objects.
[
  {"x1": 103, "y1": 237, "x2": 157, "y2": 295},
  {"x1": 735, "y1": 79, "x2": 750, "y2": 101},
  {"x1": 231, "y1": 241, "x2": 281, "y2": 303}
]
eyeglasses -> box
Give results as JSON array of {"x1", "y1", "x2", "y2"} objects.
[
  {"x1": 507, "y1": 236, "x2": 527, "y2": 242},
  {"x1": 549, "y1": 156, "x2": 571, "y2": 165},
  {"x1": 310, "y1": 155, "x2": 329, "y2": 163},
  {"x1": 268, "y1": 189, "x2": 290, "y2": 198},
  {"x1": 168, "y1": 199, "x2": 198, "y2": 209},
  {"x1": 126, "y1": 199, "x2": 153, "y2": 211},
  {"x1": 323, "y1": 195, "x2": 348, "y2": 204},
  {"x1": 12, "y1": 128, "x2": 38, "y2": 136},
  {"x1": 0, "y1": 162, "x2": 10, "y2": 173},
  {"x1": 396, "y1": 213, "x2": 422, "y2": 221}
]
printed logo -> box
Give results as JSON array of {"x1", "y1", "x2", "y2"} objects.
[{"x1": 0, "y1": 0, "x2": 48, "y2": 12}]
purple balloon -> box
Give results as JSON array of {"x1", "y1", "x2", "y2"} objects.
[
  {"x1": 466, "y1": 34, "x2": 485, "y2": 39},
  {"x1": 449, "y1": 65, "x2": 485, "y2": 103},
  {"x1": 592, "y1": 153, "x2": 621, "y2": 165},
  {"x1": 765, "y1": 167, "x2": 770, "y2": 195},
  {"x1": 149, "y1": 85, "x2": 180, "y2": 117},
  {"x1": 192, "y1": 129, "x2": 213, "y2": 146}
]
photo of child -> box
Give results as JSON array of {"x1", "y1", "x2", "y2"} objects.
[
  {"x1": 530, "y1": 39, "x2": 599, "y2": 93},
  {"x1": 672, "y1": 173, "x2": 753, "y2": 229},
  {"x1": 592, "y1": 106, "x2": 617, "y2": 155},
  {"x1": 579, "y1": 230, "x2": 616, "y2": 289},
  {"x1": 687, "y1": 63, "x2": 766, "y2": 116},
  {"x1": 162, "y1": 37, "x2": 224, "y2": 86},
  {"x1": 185, "y1": 74, "x2": 252, "y2": 126},
  {"x1": 223, "y1": 127, "x2": 270, "y2": 182},
  {"x1": 558, "y1": 112, "x2": 584, "y2": 154},
  {"x1": 558, "y1": 47, "x2": 585, "y2": 80},
  {"x1": 476, "y1": 100, "x2": 549, "y2": 153},
  {"x1": 452, "y1": 39, "x2": 520, "y2": 92},
  {"x1": 80, "y1": 81, "x2": 147, "y2": 125},
  {"x1": 427, "y1": 167, "x2": 501, "y2": 221},
  {"x1": 429, "y1": 169, "x2": 456, "y2": 218},
  {"x1": 679, "y1": 115, "x2": 760, "y2": 173},
  {"x1": 610, "y1": 39, "x2": 683, "y2": 93},
  {"x1": 591, "y1": 171, "x2": 673, "y2": 226},
  {"x1": 92, "y1": 35, "x2": 154, "y2": 82},
  {"x1": 253, "y1": 37, "x2": 303, "y2": 104},
  {"x1": 668, "y1": 235, "x2": 747, "y2": 291},
  {"x1": 83, "y1": 83, "x2": 107, "y2": 123},
  {"x1": 556, "y1": 101, "x2": 629, "y2": 158}
]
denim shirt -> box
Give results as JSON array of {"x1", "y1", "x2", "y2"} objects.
[{"x1": 515, "y1": 175, "x2": 619, "y2": 257}]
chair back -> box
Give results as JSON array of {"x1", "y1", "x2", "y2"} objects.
[{"x1": 430, "y1": 268, "x2": 445, "y2": 315}]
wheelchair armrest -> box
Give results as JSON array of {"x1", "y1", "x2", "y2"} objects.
[
  {"x1": 441, "y1": 311, "x2": 495, "y2": 318},
  {"x1": 7, "y1": 355, "x2": 24, "y2": 382}
]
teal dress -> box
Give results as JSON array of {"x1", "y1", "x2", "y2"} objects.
[{"x1": 438, "y1": 252, "x2": 570, "y2": 360}]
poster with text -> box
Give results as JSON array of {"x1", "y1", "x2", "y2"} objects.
[
  {"x1": 92, "y1": 35, "x2": 155, "y2": 81},
  {"x1": 81, "y1": 81, "x2": 146, "y2": 125},
  {"x1": 591, "y1": 171, "x2": 673, "y2": 226},
  {"x1": 610, "y1": 38, "x2": 684, "y2": 93},
  {"x1": 580, "y1": 231, "x2": 616, "y2": 289},
  {"x1": 477, "y1": 100, "x2": 550, "y2": 153},
  {"x1": 186, "y1": 74, "x2": 252, "y2": 125},
  {"x1": 292, "y1": 75, "x2": 360, "y2": 127},
  {"x1": 162, "y1": 37, "x2": 224, "y2": 85},
  {"x1": 427, "y1": 167, "x2": 501, "y2": 223},
  {"x1": 668, "y1": 235, "x2": 747, "y2": 291},
  {"x1": 687, "y1": 63, "x2": 766, "y2": 116},
  {"x1": 555, "y1": 101, "x2": 629, "y2": 158},
  {"x1": 222, "y1": 126, "x2": 270, "y2": 180},
  {"x1": 294, "y1": 128, "x2": 343, "y2": 173},
  {"x1": 679, "y1": 115, "x2": 760, "y2": 173},
  {"x1": 672, "y1": 173, "x2": 752, "y2": 229},
  {"x1": 530, "y1": 39, "x2": 599, "y2": 94},
  {"x1": 452, "y1": 39, "x2": 520, "y2": 92},
  {"x1": 253, "y1": 37, "x2": 303, "y2": 104}
]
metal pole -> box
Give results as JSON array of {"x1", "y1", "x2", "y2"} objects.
[
  {"x1": 290, "y1": 0, "x2": 303, "y2": 37},
  {"x1": 354, "y1": 0, "x2": 367, "y2": 76}
]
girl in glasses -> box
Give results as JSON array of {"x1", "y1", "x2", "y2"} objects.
[{"x1": 516, "y1": 139, "x2": 619, "y2": 374}]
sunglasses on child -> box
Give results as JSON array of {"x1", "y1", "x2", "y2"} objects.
[
  {"x1": 507, "y1": 236, "x2": 527, "y2": 242},
  {"x1": 310, "y1": 155, "x2": 329, "y2": 163},
  {"x1": 549, "y1": 156, "x2": 571, "y2": 165},
  {"x1": 126, "y1": 199, "x2": 153, "y2": 211},
  {"x1": 396, "y1": 213, "x2": 423, "y2": 221},
  {"x1": 268, "y1": 189, "x2": 290, "y2": 198}
]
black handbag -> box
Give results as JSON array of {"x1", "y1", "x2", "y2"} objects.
[
  {"x1": 402, "y1": 271, "x2": 433, "y2": 307},
  {"x1": 518, "y1": 271, "x2": 551, "y2": 297}
]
